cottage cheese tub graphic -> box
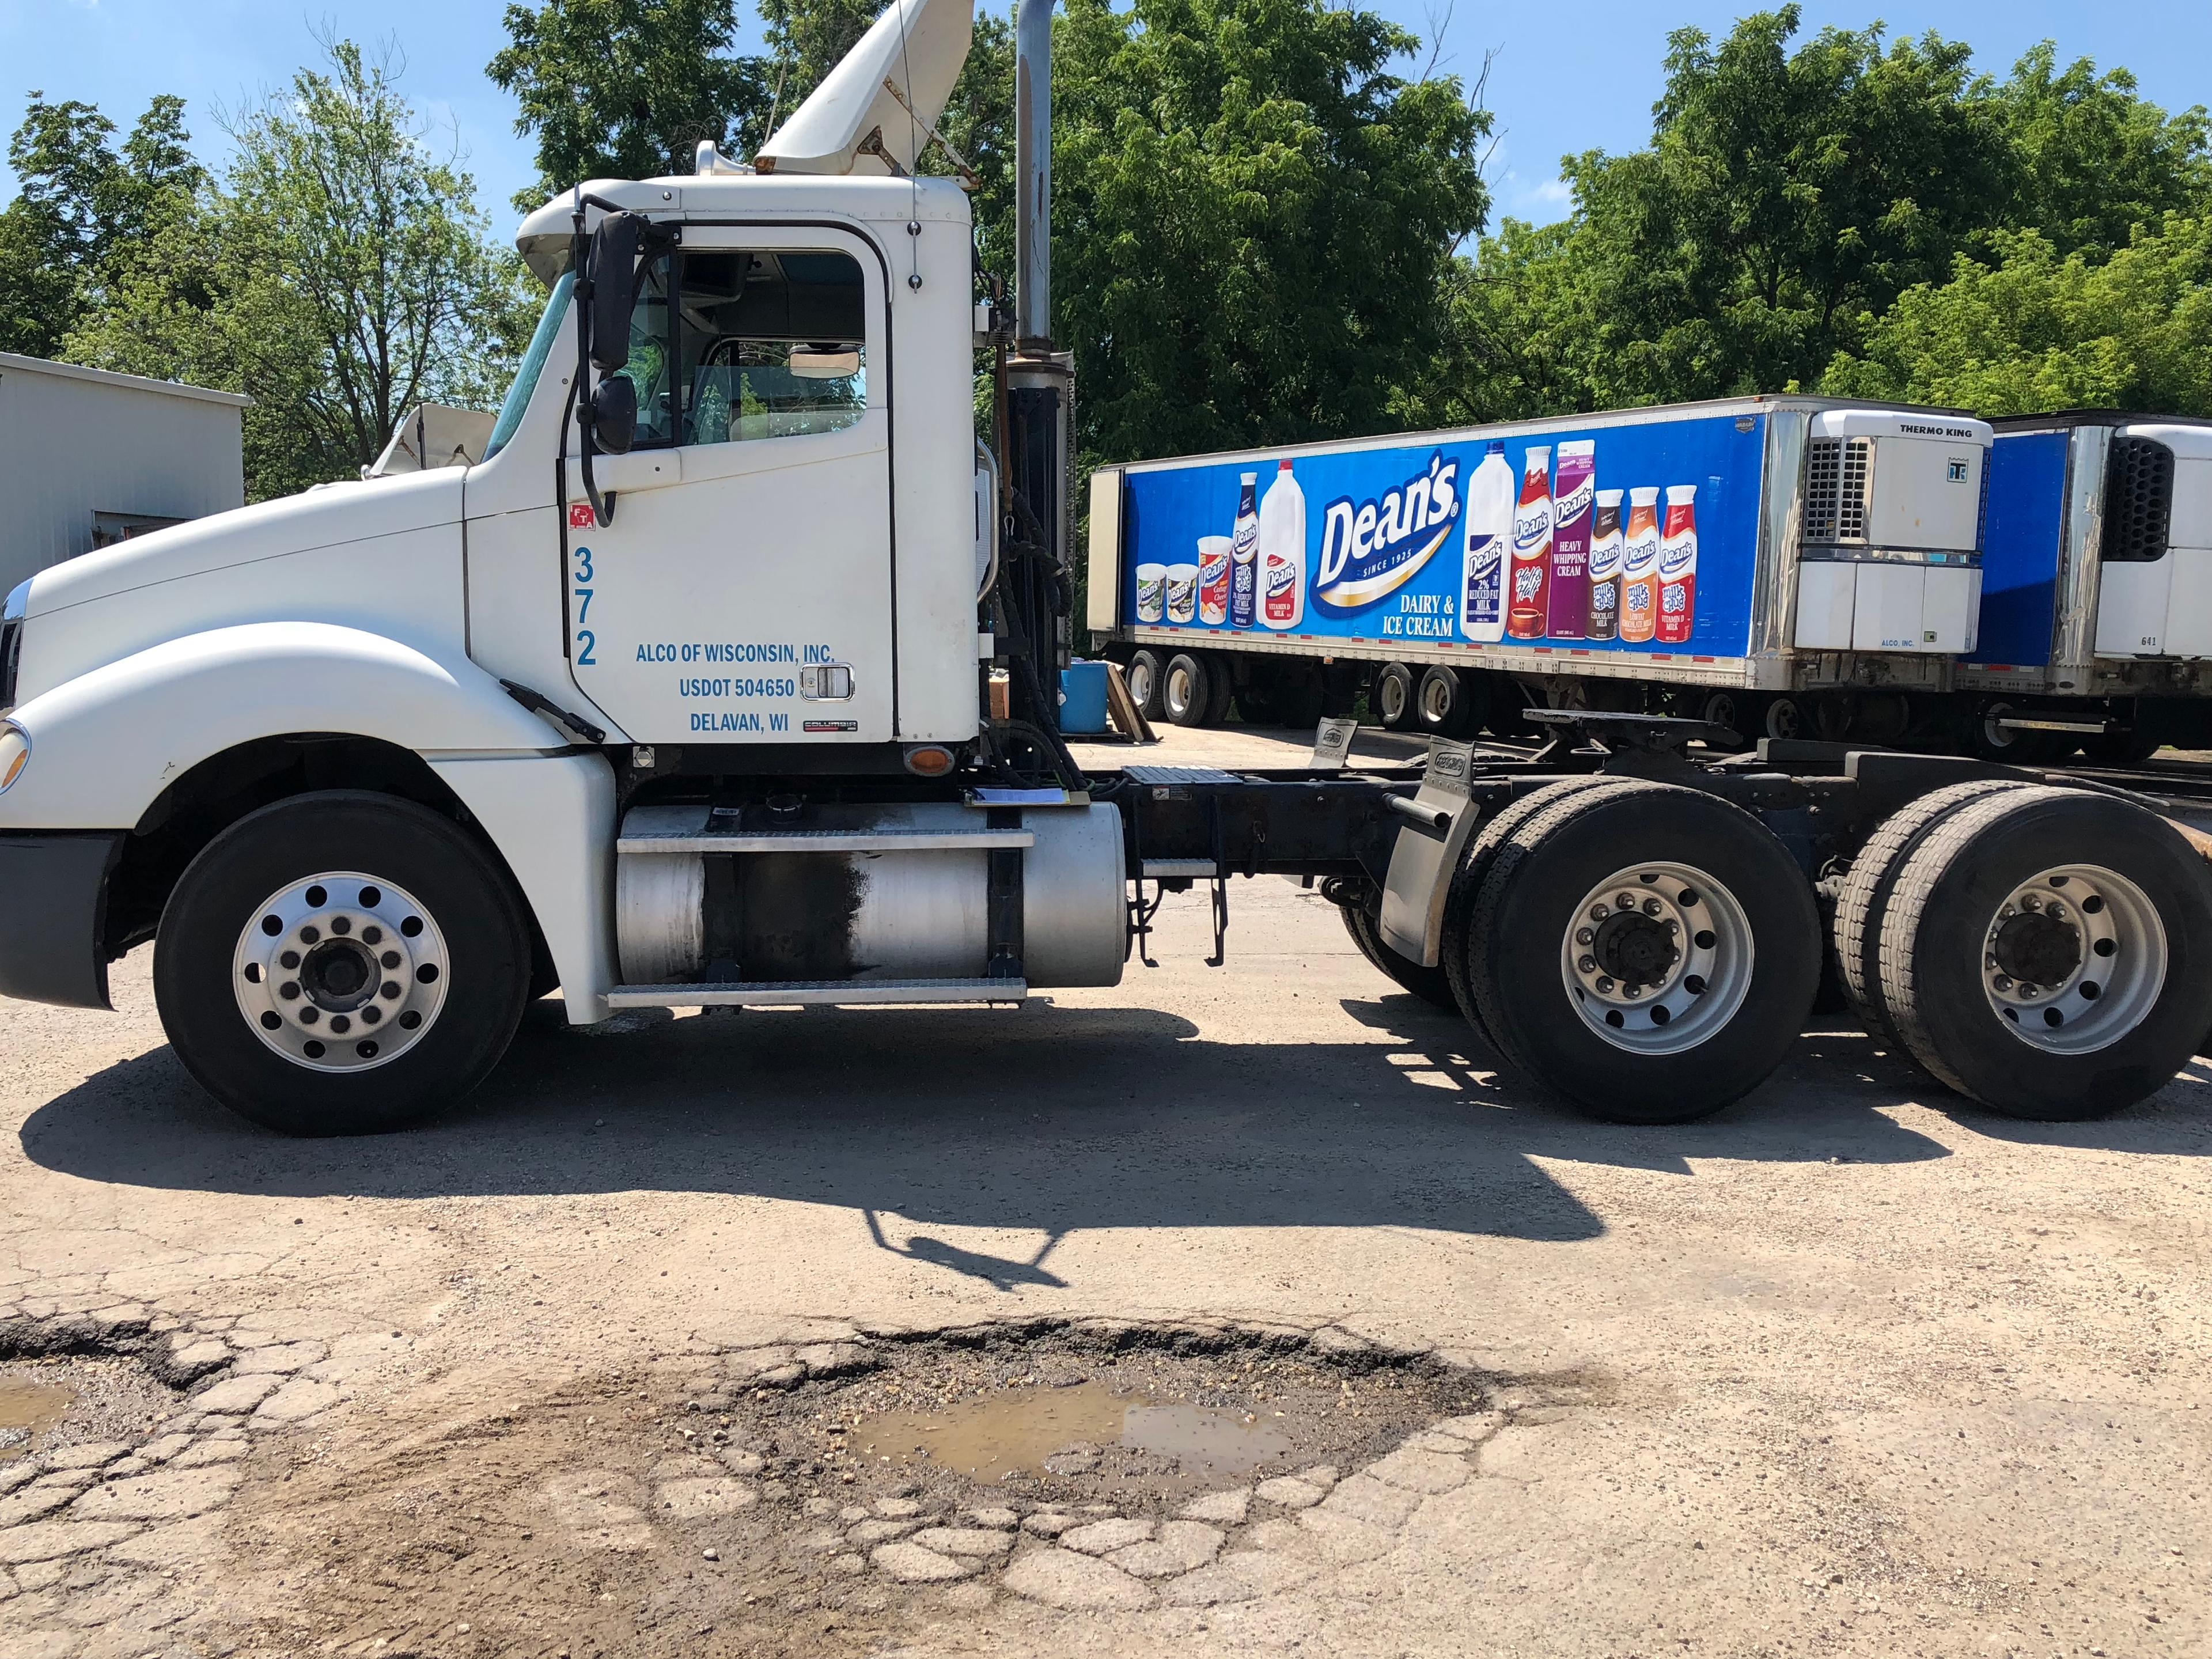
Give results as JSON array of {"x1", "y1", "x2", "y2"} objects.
[
  {"x1": 1134, "y1": 562, "x2": 1168, "y2": 623},
  {"x1": 1165, "y1": 562, "x2": 1200, "y2": 624}
]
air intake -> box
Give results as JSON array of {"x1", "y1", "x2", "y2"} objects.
[{"x1": 2101, "y1": 435, "x2": 2175, "y2": 564}]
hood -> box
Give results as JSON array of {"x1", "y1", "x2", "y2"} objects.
[{"x1": 26, "y1": 467, "x2": 465, "y2": 621}]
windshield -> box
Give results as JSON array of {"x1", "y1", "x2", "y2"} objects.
[{"x1": 483, "y1": 270, "x2": 574, "y2": 460}]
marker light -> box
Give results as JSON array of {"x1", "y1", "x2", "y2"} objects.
[
  {"x1": 902, "y1": 744, "x2": 956, "y2": 778},
  {"x1": 0, "y1": 721, "x2": 27, "y2": 794}
]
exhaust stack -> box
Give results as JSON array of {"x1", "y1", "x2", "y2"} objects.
[{"x1": 1014, "y1": 0, "x2": 1052, "y2": 346}]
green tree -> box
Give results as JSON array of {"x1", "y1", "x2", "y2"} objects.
[
  {"x1": 1823, "y1": 215, "x2": 2212, "y2": 417},
  {"x1": 1990, "y1": 44, "x2": 2212, "y2": 259},
  {"x1": 1046, "y1": 0, "x2": 1489, "y2": 464},
  {"x1": 0, "y1": 92, "x2": 204, "y2": 355},
  {"x1": 67, "y1": 40, "x2": 532, "y2": 498},
  {"x1": 490, "y1": 0, "x2": 771, "y2": 207}
]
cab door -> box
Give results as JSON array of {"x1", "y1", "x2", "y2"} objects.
[{"x1": 565, "y1": 225, "x2": 893, "y2": 744}]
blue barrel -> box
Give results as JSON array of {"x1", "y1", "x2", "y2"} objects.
[{"x1": 1059, "y1": 660, "x2": 1110, "y2": 734}]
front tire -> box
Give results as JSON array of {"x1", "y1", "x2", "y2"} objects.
[
  {"x1": 1456, "y1": 781, "x2": 1822, "y2": 1122},
  {"x1": 1876, "y1": 787, "x2": 2212, "y2": 1120},
  {"x1": 154, "y1": 792, "x2": 532, "y2": 1135}
]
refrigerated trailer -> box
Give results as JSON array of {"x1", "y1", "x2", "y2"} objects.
[
  {"x1": 1087, "y1": 399, "x2": 1992, "y2": 744},
  {"x1": 2, "y1": 0, "x2": 2209, "y2": 1137},
  {"x1": 1961, "y1": 412, "x2": 2212, "y2": 763}
]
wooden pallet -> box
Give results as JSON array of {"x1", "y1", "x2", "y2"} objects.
[{"x1": 1104, "y1": 661, "x2": 1158, "y2": 743}]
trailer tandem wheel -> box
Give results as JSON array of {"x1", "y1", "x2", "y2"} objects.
[
  {"x1": 1417, "y1": 666, "x2": 1486, "y2": 739},
  {"x1": 1874, "y1": 787, "x2": 2212, "y2": 1120},
  {"x1": 1832, "y1": 780, "x2": 2037, "y2": 1052},
  {"x1": 1126, "y1": 649, "x2": 1166, "y2": 720},
  {"x1": 1373, "y1": 664, "x2": 1416, "y2": 731},
  {"x1": 1202, "y1": 653, "x2": 1238, "y2": 726},
  {"x1": 1456, "y1": 781, "x2": 1823, "y2": 1122},
  {"x1": 152, "y1": 791, "x2": 533, "y2": 1136},
  {"x1": 1161, "y1": 652, "x2": 1213, "y2": 727}
]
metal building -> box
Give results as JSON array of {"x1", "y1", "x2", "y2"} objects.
[{"x1": 0, "y1": 352, "x2": 249, "y2": 596}]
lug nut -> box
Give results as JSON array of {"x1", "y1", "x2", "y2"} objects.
[
  {"x1": 1578, "y1": 955, "x2": 1597, "y2": 973},
  {"x1": 1993, "y1": 975, "x2": 2013, "y2": 991},
  {"x1": 1596, "y1": 976, "x2": 1615, "y2": 994},
  {"x1": 1642, "y1": 897, "x2": 1661, "y2": 916},
  {"x1": 1575, "y1": 928, "x2": 1594, "y2": 945}
]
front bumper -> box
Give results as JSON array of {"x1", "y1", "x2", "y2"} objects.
[{"x1": 0, "y1": 831, "x2": 126, "y2": 1009}]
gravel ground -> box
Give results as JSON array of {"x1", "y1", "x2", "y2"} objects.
[{"x1": 1, "y1": 722, "x2": 2208, "y2": 1657}]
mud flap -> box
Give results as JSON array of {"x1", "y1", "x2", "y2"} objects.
[{"x1": 1377, "y1": 741, "x2": 1480, "y2": 966}]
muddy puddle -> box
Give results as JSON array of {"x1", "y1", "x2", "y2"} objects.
[
  {"x1": 752, "y1": 1335, "x2": 1483, "y2": 1507},
  {"x1": 0, "y1": 1375, "x2": 74, "y2": 1459},
  {"x1": 850, "y1": 1379, "x2": 1294, "y2": 1481}
]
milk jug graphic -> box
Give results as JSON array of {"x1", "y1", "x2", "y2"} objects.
[
  {"x1": 1657, "y1": 484, "x2": 1698, "y2": 645},
  {"x1": 1585, "y1": 489, "x2": 1624, "y2": 640},
  {"x1": 1257, "y1": 460, "x2": 1306, "y2": 630},
  {"x1": 1506, "y1": 447, "x2": 1552, "y2": 640},
  {"x1": 1460, "y1": 441, "x2": 1512, "y2": 642},
  {"x1": 1229, "y1": 473, "x2": 1260, "y2": 629},
  {"x1": 1619, "y1": 487, "x2": 1662, "y2": 644}
]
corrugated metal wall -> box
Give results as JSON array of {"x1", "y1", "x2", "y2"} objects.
[{"x1": 0, "y1": 354, "x2": 247, "y2": 596}]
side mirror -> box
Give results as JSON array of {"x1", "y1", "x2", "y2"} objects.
[
  {"x1": 588, "y1": 213, "x2": 643, "y2": 373},
  {"x1": 590, "y1": 376, "x2": 637, "y2": 454}
]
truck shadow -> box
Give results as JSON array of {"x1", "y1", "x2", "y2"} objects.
[{"x1": 11, "y1": 997, "x2": 2010, "y2": 1260}]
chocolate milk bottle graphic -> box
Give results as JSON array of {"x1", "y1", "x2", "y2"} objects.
[
  {"x1": 1546, "y1": 440, "x2": 1595, "y2": 638},
  {"x1": 1618, "y1": 486, "x2": 1662, "y2": 644},
  {"x1": 1585, "y1": 488, "x2": 1624, "y2": 640},
  {"x1": 1506, "y1": 447, "x2": 1552, "y2": 640}
]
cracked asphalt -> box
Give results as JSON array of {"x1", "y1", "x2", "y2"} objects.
[{"x1": 2, "y1": 724, "x2": 2209, "y2": 1657}]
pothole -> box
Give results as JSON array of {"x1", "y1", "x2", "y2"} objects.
[
  {"x1": 737, "y1": 1331, "x2": 1482, "y2": 1506},
  {"x1": 0, "y1": 1353, "x2": 186, "y2": 1465}
]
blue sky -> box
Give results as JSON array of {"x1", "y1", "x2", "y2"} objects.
[{"x1": 0, "y1": 1, "x2": 2205, "y2": 230}]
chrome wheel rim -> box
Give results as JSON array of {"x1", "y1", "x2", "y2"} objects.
[
  {"x1": 1560, "y1": 861, "x2": 1755, "y2": 1055},
  {"x1": 232, "y1": 872, "x2": 449, "y2": 1073},
  {"x1": 1377, "y1": 673, "x2": 1407, "y2": 724},
  {"x1": 1982, "y1": 863, "x2": 2165, "y2": 1054}
]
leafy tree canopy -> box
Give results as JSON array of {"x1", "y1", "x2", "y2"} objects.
[{"x1": 490, "y1": 0, "x2": 771, "y2": 208}]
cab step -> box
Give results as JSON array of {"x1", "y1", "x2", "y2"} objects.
[{"x1": 604, "y1": 977, "x2": 1029, "y2": 1009}]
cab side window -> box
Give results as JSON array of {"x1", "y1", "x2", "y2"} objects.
[{"x1": 619, "y1": 248, "x2": 868, "y2": 450}]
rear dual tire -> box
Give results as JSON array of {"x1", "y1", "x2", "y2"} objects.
[
  {"x1": 1446, "y1": 781, "x2": 1823, "y2": 1123},
  {"x1": 1870, "y1": 788, "x2": 2212, "y2": 1120}
]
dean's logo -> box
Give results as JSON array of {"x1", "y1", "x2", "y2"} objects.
[{"x1": 1315, "y1": 450, "x2": 1460, "y2": 613}]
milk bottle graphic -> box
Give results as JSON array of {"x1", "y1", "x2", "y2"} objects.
[
  {"x1": 1257, "y1": 460, "x2": 1306, "y2": 630},
  {"x1": 1546, "y1": 440, "x2": 1596, "y2": 638},
  {"x1": 1657, "y1": 484, "x2": 1698, "y2": 645},
  {"x1": 1506, "y1": 447, "x2": 1552, "y2": 640},
  {"x1": 1585, "y1": 489, "x2": 1624, "y2": 640},
  {"x1": 1460, "y1": 440, "x2": 1512, "y2": 642},
  {"x1": 1618, "y1": 486, "x2": 1662, "y2": 643},
  {"x1": 1228, "y1": 472, "x2": 1260, "y2": 628}
]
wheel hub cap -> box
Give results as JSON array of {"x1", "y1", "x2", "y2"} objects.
[
  {"x1": 1982, "y1": 864, "x2": 2166, "y2": 1054},
  {"x1": 1560, "y1": 861, "x2": 1755, "y2": 1055},
  {"x1": 233, "y1": 872, "x2": 449, "y2": 1073}
]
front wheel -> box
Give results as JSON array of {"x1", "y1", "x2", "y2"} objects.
[
  {"x1": 154, "y1": 792, "x2": 532, "y2": 1135},
  {"x1": 1455, "y1": 781, "x2": 1822, "y2": 1122}
]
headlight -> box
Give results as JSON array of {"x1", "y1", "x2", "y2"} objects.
[{"x1": 0, "y1": 720, "x2": 26, "y2": 794}]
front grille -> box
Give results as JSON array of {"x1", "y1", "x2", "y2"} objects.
[
  {"x1": 1805, "y1": 437, "x2": 1872, "y2": 543},
  {"x1": 2102, "y1": 436, "x2": 2175, "y2": 563}
]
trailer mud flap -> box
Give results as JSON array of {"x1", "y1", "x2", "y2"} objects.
[{"x1": 1378, "y1": 741, "x2": 1480, "y2": 966}]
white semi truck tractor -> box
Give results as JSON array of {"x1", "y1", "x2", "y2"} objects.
[{"x1": 3, "y1": 0, "x2": 2210, "y2": 1134}]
